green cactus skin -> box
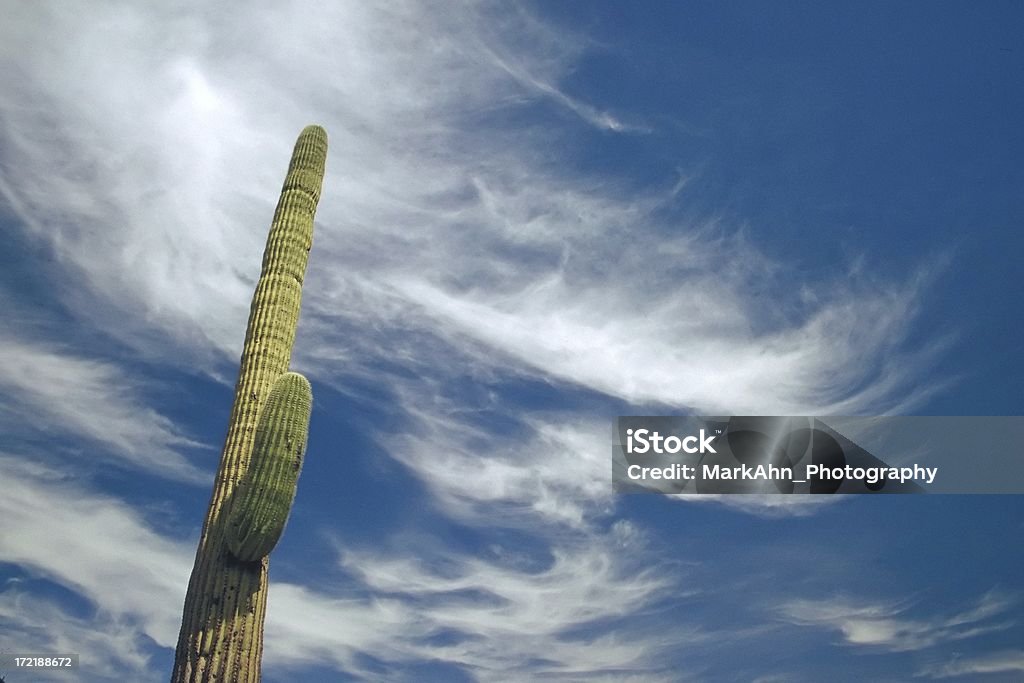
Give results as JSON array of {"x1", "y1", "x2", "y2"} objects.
[
  {"x1": 171, "y1": 125, "x2": 327, "y2": 683},
  {"x1": 226, "y1": 371, "x2": 312, "y2": 562}
]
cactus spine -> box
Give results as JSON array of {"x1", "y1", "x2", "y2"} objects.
[
  {"x1": 226, "y1": 372, "x2": 312, "y2": 562},
  {"x1": 171, "y1": 125, "x2": 327, "y2": 683}
]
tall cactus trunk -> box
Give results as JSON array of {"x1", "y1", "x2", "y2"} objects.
[{"x1": 171, "y1": 125, "x2": 328, "y2": 683}]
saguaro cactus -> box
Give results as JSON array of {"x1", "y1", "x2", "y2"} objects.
[{"x1": 172, "y1": 125, "x2": 328, "y2": 683}]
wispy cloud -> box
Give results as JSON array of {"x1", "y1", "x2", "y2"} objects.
[
  {"x1": 667, "y1": 492, "x2": 842, "y2": 517},
  {"x1": 481, "y1": 42, "x2": 647, "y2": 132},
  {"x1": 265, "y1": 522, "x2": 680, "y2": 682},
  {"x1": 390, "y1": 257, "x2": 945, "y2": 415},
  {"x1": 778, "y1": 590, "x2": 1018, "y2": 653},
  {"x1": 0, "y1": 449, "x2": 686, "y2": 681},
  {"x1": 917, "y1": 649, "x2": 1024, "y2": 679},
  {"x1": 0, "y1": 0, "x2": 943, "y2": 418},
  {"x1": 0, "y1": 588, "x2": 154, "y2": 683},
  {"x1": 303, "y1": 394, "x2": 692, "y2": 678},
  {"x1": 0, "y1": 454, "x2": 195, "y2": 648},
  {"x1": 386, "y1": 403, "x2": 614, "y2": 530},
  {"x1": 0, "y1": 336, "x2": 207, "y2": 483},
  {"x1": 0, "y1": 1, "x2": 965, "y2": 680}
]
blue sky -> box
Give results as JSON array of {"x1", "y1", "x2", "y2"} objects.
[{"x1": 1, "y1": 1, "x2": 1022, "y2": 681}]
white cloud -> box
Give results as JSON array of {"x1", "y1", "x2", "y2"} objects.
[
  {"x1": 262, "y1": 520, "x2": 680, "y2": 682},
  {"x1": 0, "y1": 449, "x2": 686, "y2": 681},
  {"x1": 666, "y1": 492, "x2": 842, "y2": 517},
  {"x1": 0, "y1": 588, "x2": 155, "y2": 682},
  {"x1": 0, "y1": 1, "x2": 963, "y2": 680},
  {"x1": 778, "y1": 590, "x2": 1018, "y2": 653},
  {"x1": 0, "y1": 0, "x2": 942, "y2": 418},
  {"x1": 917, "y1": 649, "x2": 1024, "y2": 679},
  {"x1": 0, "y1": 336, "x2": 207, "y2": 483},
  {"x1": 0, "y1": 0, "x2": 594, "y2": 361},
  {"x1": 386, "y1": 405, "x2": 615, "y2": 530},
  {"x1": 391, "y1": 259, "x2": 944, "y2": 415},
  {"x1": 0, "y1": 454, "x2": 194, "y2": 648}
]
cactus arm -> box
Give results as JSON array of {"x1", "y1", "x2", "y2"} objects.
[{"x1": 226, "y1": 372, "x2": 312, "y2": 562}]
